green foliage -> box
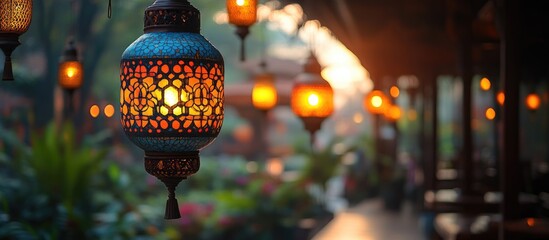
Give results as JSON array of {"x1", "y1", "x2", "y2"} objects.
[{"x1": 28, "y1": 123, "x2": 107, "y2": 216}]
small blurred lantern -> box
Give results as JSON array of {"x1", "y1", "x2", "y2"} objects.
[
  {"x1": 0, "y1": 0, "x2": 32, "y2": 81},
  {"x1": 525, "y1": 93, "x2": 541, "y2": 111},
  {"x1": 252, "y1": 62, "x2": 277, "y2": 111},
  {"x1": 90, "y1": 104, "x2": 100, "y2": 118},
  {"x1": 485, "y1": 107, "x2": 496, "y2": 121},
  {"x1": 120, "y1": 0, "x2": 224, "y2": 219},
  {"x1": 389, "y1": 85, "x2": 400, "y2": 98},
  {"x1": 384, "y1": 104, "x2": 402, "y2": 122},
  {"x1": 58, "y1": 40, "x2": 83, "y2": 92},
  {"x1": 226, "y1": 0, "x2": 257, "y2": 61},
  {"x1": 104, "y1": 104, "x2": 115, "y2": 118},
  {"x1": 291, "y1": 54, "x2": 334, "y2": 138},
  {"x1": 496, "y1": 90, "x2": 505, "y2": 106},
  {"x1": 364, "y1": 90, "x2": 390, "y2": 115},
  {"x1": 480, "y1": 77, "x2": 491, "y2": 91}
]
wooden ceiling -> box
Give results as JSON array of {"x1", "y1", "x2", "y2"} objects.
[{"x1": 283, "y1": 0, "x2": 549, "y2": 83}]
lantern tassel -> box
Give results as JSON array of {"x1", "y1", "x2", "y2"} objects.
[
  {"x1": 161, "y1": 178, "x2": 183, "y2": 219},
  {"x1": 2, "y1": 55, "x2": 14, "y2": 81}
]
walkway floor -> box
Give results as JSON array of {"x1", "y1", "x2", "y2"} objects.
[{"x1": 313, "y1": 199, "x2": 424, "y2": 240}]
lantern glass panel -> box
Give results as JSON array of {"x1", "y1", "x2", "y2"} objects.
[
  {"x1": 252, "y1": 73, "x2": 277, "y2": 111},
  {"x1": 120, "y1": 32, "x2": 224, "y2": 153},
  {"x1": 226, "y1": 0, "x2": 257, "y2": 27},
  {"x1": 291, "y1": 80, "x2": 334, "y2": 118},
  {"x1": 0, "y1": 0, "x2": 32, "y2": 34},
  {"x1": 58, "y1": 61, "x2": 83, "y2": 90}
]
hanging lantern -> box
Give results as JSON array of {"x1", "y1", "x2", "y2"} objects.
[
  {"x1": 384, "y1": 104, "x2": 402, "y2": 122},
  {"x1": 290, "y1": 54, "x2": 334, "y2": 136},
  {"x1": 364, "y1": 90, "x2": 390, "y2": 115},
  {"x1": 58, "y1": 40, "x2": 83, "y2": 92},
  {"x1": 496, "y1": 90, "x2": 505, "y2": 106},
  {"x1": 226, "y1": 0, "x2": 257, "y2": 61},
  {"x1": 0, "y1": 0, "x2": 33, "y2": 81},
  {"x1": 252, "y1": 62, "x2": 277, "y2": 111},
  {"x1": 525, "y1": 93, "x2": 541, "y2": 111},
  {"x1": 120, "y1": 0, "x2": 224, "y2": 219}
]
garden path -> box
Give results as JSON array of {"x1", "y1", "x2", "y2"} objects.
[{"x1": 313, "y1": 199, "x2": 424, "y2": 240}]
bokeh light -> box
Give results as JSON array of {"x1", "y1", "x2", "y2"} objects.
[
  {"x1": 90, "y1": 105, "x2": 100, "y2": 118},
  {"x1": 480, "y1": 77, "x2": 491, "y2": 91},
  {"x1": 485, "y1": 107, "x2": 496, "y2": 120}
]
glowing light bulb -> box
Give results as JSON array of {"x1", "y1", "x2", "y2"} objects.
[
  {"x1": 371, "y1": 96, "x2": 383, "y2": 108},
  {"x1": 164, "y1": 87, "x2": 179, "y2": 107},
  {"x1": 307, "y1": 93, "x2": 319, "y2": 106},
  {"x1": 65, "y1": 67, "x2": 77, "y2": 78}
]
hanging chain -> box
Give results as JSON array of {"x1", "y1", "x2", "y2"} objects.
[{"x1": 108, "y1": 0, "x2": 112, "y2": 19}]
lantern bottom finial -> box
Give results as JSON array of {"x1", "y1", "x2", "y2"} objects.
[
  {"x1": 162, "y1": 177, "x2": 183, "y2": 219},
  {"x1": 0, "y1": 35, "x2": 21, "y2": 81},
  {"x1": 144, "y1": 151, "x2": 200, "y2": 219}
]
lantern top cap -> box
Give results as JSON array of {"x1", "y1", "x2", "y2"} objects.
[
  {"x1": 304, "y1": 53, "x2": 322, "y2": 74},
  {"x1": 61, "y1": 39, "x2": 78, "y2": 62},
  {"x1": 144, "y1": 0, "x2": 200, "y2": 33}
]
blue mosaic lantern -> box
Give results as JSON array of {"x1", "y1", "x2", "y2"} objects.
[{"x1": 120, "y1": 0, "x2": 224, "y2": 219}]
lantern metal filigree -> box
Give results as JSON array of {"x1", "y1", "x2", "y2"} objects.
[
  {"x1": 291, "y1": 54, "x2": 333, "y2": 137},
  {"x1": 0, "y1": 0, "x2": 33, "y2": 81},
  {"x1": 226, "y1": 0, "x2": 257, "y2": 61},
  {"x1": 120, "y1": 0, "x2": 224, "y2": 219}
]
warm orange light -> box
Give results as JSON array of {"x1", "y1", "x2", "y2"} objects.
[
  {"x1": 104, "y1": 104, "x2": 115, "y2": 118},
  {"x1": 58, "y1": 61, "x2": 83, "y2": 90},
  {"x1": 384, "y1": 105, "x2": 402, "y2": 121},
  {"x1": 364, "y1": 90, "x2": 390, "y2": 115},
  {"x1": 389, "y1": 86, "x2": 400, "y2": 98},
  {"x1": 525, "y1": 93, "x2": 541, "y2": 111},
  {"x1": 90, "y1": 105, "x2": 100, "y2": 118},
  {"x1": 485, "y1": 107, "x2": 496, "y2": 120},
  {"x1": 226, "y1": 0, "x2": 257, "y2": 27},
  {"x1": 291, "y1": 86, "x2": 333, "y2": 118},
  {"x1": 252, "y1": 73, "x2": 277, "y2": 111},
  {"x1": 480, "y1": 77, "x2": 491, "y2": 91},
  {"x1": 527, "y1": 218, "x2": 535, "y2": 227},
  {"x1": 496, "y1": 91, "x2": 505, "y2": 106}
]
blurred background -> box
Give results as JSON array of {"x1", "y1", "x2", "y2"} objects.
[{"x1": 0, "y1": 0, "x2": 548, "y2": 239}]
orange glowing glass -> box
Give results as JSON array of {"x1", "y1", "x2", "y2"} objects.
[
  {"x1": 58, "y1": 61, "x2": 83, "y2": 90},
  {"x1": 226, "y1": 0, "x2": 257, "y2": 27},
  {"x1": 90, "y1": 105, "x2": 100, "y2": 118},
  {"x1": 480, "y1": 77, "x2": 491, "y2": 91},
  {"x1": 252, "y1": 73, "x2": 277, "y2": 111},
  {"x1": 384, "y1": 105, "x2": 402, "y2": 121},
  {"x1": 365, "y1": 90, "x2": 390, "y2": 115},
  {"x1": 496, "y1": 91, "x2": 505, "y2": 106},
  {"x1": 485, "y1": 107, "x2": 496, "y2": 120},
  {"x1": 525, "y1": 93, "x2": 541, "y2": 111}
]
